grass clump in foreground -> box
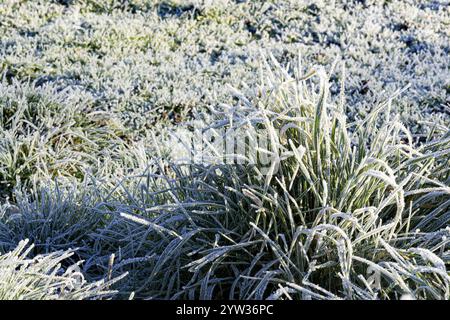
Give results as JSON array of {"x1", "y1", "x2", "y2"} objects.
[
  {"x1": 0, "y1": 54, "x2": 449, "y2": 299},
  {"x1": 0, "y1": 239, "x2": 126, "y2": 300}
]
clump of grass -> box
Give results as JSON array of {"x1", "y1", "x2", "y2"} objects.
[
  {"x1": 0, "y1": 239, "x2": 126, "y2": 300},
  {"x1": 200, "y1": 54, "x2": 449, "y2": 299},
  {"x1": 0, "y1": 79, "x2": 149, "y2": 199},
  {"x1": 112, "y1": 53, "x2": 449, "y2": 299}
]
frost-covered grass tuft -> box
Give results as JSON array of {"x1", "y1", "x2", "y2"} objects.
[
  {"x1": 0, "y1": 239, "x2": 126, "y2": 300},
  {"x1": 0, "y1": 79, "x2": 154, "y2": 199}
]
